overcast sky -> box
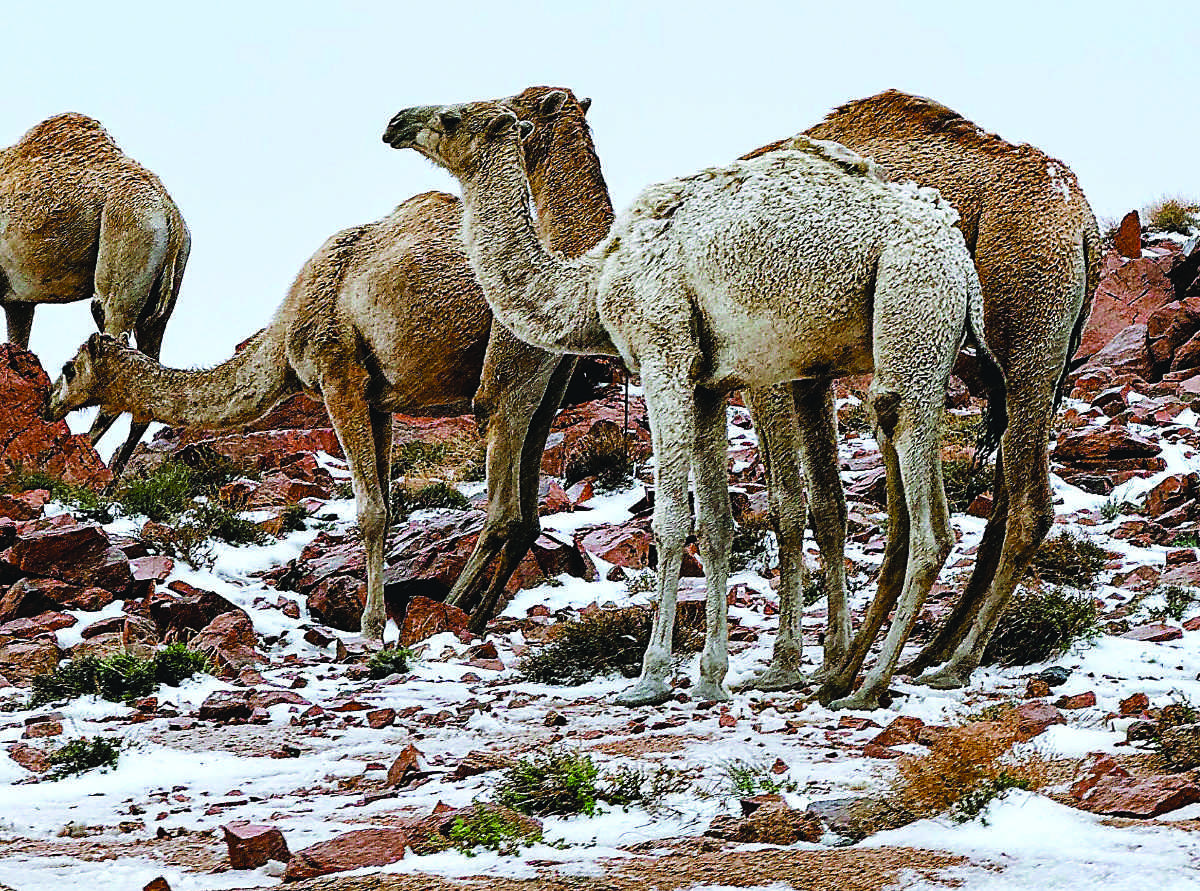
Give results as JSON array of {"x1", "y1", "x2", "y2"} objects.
[{"x1": 4, "y1": 1, "x2": 1198, "y2": 446}]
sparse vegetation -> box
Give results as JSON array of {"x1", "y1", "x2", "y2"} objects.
[
  {"x1": 887, "y1": 717, "x2": 1048, "y2": 828},
  {"x1": 1150, "y1": 696, "x2": 1200, "y2": 772},
  {"x1": 730, "y1": 511, "x2": 772, "y2": 572},
  {"x1": 279, "y1": 503, "x2": 308, "y2": 533},
  {"x1": 495, "y1": 749, "x2": 602, "y2": 816},
  {"x1": 1101, "y1": 498, "x2": 1126, "y2": 522},
  {"x1": 715, "y1": 759, "x2": 799, "y2": 798},
  {"x1": 518, "y1": 606, "x2": 703, "y2": 685},
  {"x1": 1, "y1": 465, "x2": 112, "y2": 521},
  {"x1": 391, "y1": 480, "x2": 472, "y2": 519},
  {"x1": 47, "y1": 736, "x2": 120, "y2": 780},
  {"x1": 366, "y1": 647, "x2": 413, "y2": 679},
  {"x1": 1144, "y1": 197, "x2": 1199, "y2": 235},
  {"x1": 599, "y1": 763, "x2": 690, "y2": 813},
  {"x1": 1171, "y1": 531, "x2": 1200, "y2": 549},
  {"x1": 447, "y1": 803, "x2": 542, "y2": 856},
  {"x1": 563, "y1": 420, "x2": 647, "y2": 491},
  {"x1": 30, "y1": 646, "x2": 211, "y2": 707},
  {"x1": 942, "y1": 456, "x2": 992, "y2": 513},
  {"x1": 1029, "y1": 530, "x2": 1107, "y2": 587},
  {"x1": 981, "y1": 587, "x2": 1099, "y2": 666},
  {"x1": 1147, "y1": 585, "x2": 1200, "y2": 623},
  {"x1": 390, "y1": 434, "x2": 486, "y2": 483}
]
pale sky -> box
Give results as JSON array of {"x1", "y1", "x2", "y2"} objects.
[{"x1": 4, "y1": 1, "x2": 1198, "y2": 446}]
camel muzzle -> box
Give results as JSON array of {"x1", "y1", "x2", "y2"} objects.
[{"x1": 383, "y1": 107, "x2": 437, "y2": 148}]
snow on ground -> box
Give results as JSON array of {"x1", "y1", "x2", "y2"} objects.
[{"x1": 3, "y1": 402, "x2": 1200, "y2": 889}]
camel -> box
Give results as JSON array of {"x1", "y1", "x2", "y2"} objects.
[
  {"x1": 44, "y1": 88, "x2": 611, "y2": 641},
  {"x1": 0, "y1": 113, "x2": 191, "y2": 476},
  {"x1": 383, "y1": 99, "x2": 1006, "y2": 707},
  {"x1": 742, "y1": 90, "x2": 1101, "y2": 696}
]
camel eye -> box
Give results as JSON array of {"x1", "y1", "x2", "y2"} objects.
[{"x1": 63, "y1": 363, "x2": 76, "y2": 382}]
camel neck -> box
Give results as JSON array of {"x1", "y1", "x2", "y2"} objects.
[
  {"x1": 459, "y1": 138, "x2": 616, "y2": 356},
  {"x1": 99, "y1": 327, "x2": 295, "y2": 429},
  {"x1": 525, "y1": 122, "x2": 615, "y2": 259}
]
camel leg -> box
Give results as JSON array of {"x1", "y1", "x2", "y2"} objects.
[
  {"x1": 735, "y1": 384, "x2": 809, "y2": 692},
  {"x1": 794, "y1": 379, "x2": 850, "y2": 676},
  {"x1": 321, "y1": 367, "x2": 389, "y2": 640},
  {"x1": 105, "y1": 316, "x2": 173, "y2": 478},
  {"x1": 446, "y1": 332, "x2": 562, "y2": 616},
  {"x1": 615, "y1": 366, "x2": 695, "y2": 707},
  {"x1": 467, "y1": 356, "x2": 578, "y2": 633},
  {"x1": 817, "y1": 435, "x2": 910, "y2": 704},
  {"x1": 916, "y1": 405, "x2": 1055, "y2": 689},
  {"x1": 692, "y1": 386, "x2": 735, "y2": 703},
  {"x1": 899, "y1": 451, "x2": 1009, "y2": 675},
  {"x1": 4, "y1": 302, "x2": 34, "y2": 349},
  {"x1": 831, "y1": 414, "x2": 952, "y2": 710}
]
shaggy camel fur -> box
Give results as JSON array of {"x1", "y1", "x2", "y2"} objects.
[
  {"x1": 384, "y1": 100, "x2": 1004, "y2": 707},
  {"x1": 0, "y1": 113, "x2": 191, "y2": 476},
  {"x1": 743, "y1": 90, "x2": 1100, "y2": 694},
  {"x1": 44, "y1": 88, "x2": 609, "y2": 640}
]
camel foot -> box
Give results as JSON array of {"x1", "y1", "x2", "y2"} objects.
[
  {"x1": 829, "y1": 689, "x2": 884, "y2": 711},
  {"x1": 693, "y1": 679, "x2": 732, "y2": 703},
  {"x1": 734, "y1": 664, "x2": 806, "y2": 693},
  {"x1": 815, "y1": 675, "x2": 855, "y2": 706},
  {"x1": 614, "y1": 678, "x2": 672, "y2": 707},
  {"x1": 914, "y1": 663, "x2": 974, "y2": 690}
]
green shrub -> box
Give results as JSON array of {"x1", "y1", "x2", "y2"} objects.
[
  {"x1": 138, "y1": 520, "x2": 215, "y2": 567},
  {"x1": 2, "y1": 466, "x2": 111, "y2": 521},
  {"x1": 1029, "y1": 530, "x2": 1107, "y2": 587},
  {"x1": 518, "y1": 606, "x2": 703, "y2": 685},
  {"x1": 948, "y1": 772, "x2": 1035, "y2": 824},
  {"x1": 192, "y1": 501, "x2": 266, "y2": 546},
  {"x1": 598, "y1": 763, "x2": 690, "y2": 813},
  {"x1": 447, "y1": 803, "x2": 542, "y2": 856},
  {"x1": 563, "y1": 420, "x2": 646, "y2": 491},
  {"x1": 943, "y1": 457, "x2": 991, "y2": 513},
  {"x1": 390, "y1": 436, "x2": 486, "y2": 483},
  {"x1": 1147, "y1": 586, "x2": 1199, "y2": 623},
  {"x1": 366, "y1": 647, "x2": 412, "y2": 679},
  {"x1": 1171, "y1": 532, "x2": 1200, "y2": 548},
  {"x1": 31, "y1": 647, "x2": 211, "y2": 707},
  {"x1": 1151, "y1": 697, "x2": 1200, "y2": 772},
  {"x1": 730, "y1": 512, "x2": 772, "y2": 572},
  {"x1": 47, "y1": 736, "x2": 120, "y2": 780},
  {"x1": 279, "y1": 503, "x2": 308, "y2": 533},
  {"x1": 114, "y1": 461, "x2": 202, "y2": 521},
  {"x1": 495, "y1": 749, "x2": 602, "y2": 816},
  {"x1": 1145, "y1": 197, "x2": 1199, "y2": 235},
  {"x1": 391, "y1": 480, "x2": 471, "y2": 518},
  {"x1": 715, "y1": 759, "x2": 798, "y2": 798},
  {"x1": 981, "y1": 588, "x2": 1099, "y2": 666}
]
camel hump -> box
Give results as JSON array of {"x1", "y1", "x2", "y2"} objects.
[
  {"x1": 771, "y1": 134, "x2": 881, "y2": 180},
  {"x1": 16, "y1": 112, "x2": 117, "y2": 154}
]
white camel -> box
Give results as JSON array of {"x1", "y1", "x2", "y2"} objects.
[{"x1": 384, "y1": 100, "x2": 1005, "y2": 708}]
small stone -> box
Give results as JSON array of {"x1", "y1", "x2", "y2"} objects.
[
  {"x1": 1119, "y1": 692, "x2": 1150, "y2": 716},
  {"x1": 143, "y1": 878, "x2": 172, "y2": 891},
  {"x1": 283, "y1": 828, "x2": 409, "y2": 881},
  {"x1": 21, "y1": 720, "x2": 62, "y2": 739},
  {"x1": 1055, "y1": 691, "x2": 1097, "y2": 710},
  {"x1": 1025, "y1": 678, "x2": 1052, "y2": 698},
  {"x1": 366, "y1": 708, "x2": 396, "y2": 729},
  {"x1": 1014, "y1": 700, "x2": 1065, "y2": 741},
  {"x1": 543, "y1": 710, "x2": 567, "y2": 727},
  {"x1": 221, "y1": 822, "x2": 291, "y2": 870},
  {"x1": 1121, "y1": 623, "x2": 1183, "y2": 642},
  {"x1": 386, "y1": 743, "x2": 424, "y2": 787},
  {"x1": 1037, "y1": 666, "x2": 1072, "y2": 687}
]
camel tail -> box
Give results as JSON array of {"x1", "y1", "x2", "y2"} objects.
[
  {"x1": 1055, "y1": 225, "x2": 1100, "y2": 412},
  {"x1": 965, "y1": 272, "x2": 1008, "y2": 467},
  {"x1": 146, "y1": 216, "x2": 191, "y2": 329}
]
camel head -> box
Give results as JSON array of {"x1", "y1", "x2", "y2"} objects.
[
  {"x1": 383, "y1": 100, "x2": 533, "y2": 178},
  {"x1": 43, "y1": 332, "x2": 128, "y2": 422}
]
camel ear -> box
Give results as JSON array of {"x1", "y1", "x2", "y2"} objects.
[
  {"x1": 579, "y1": 97, "x2": 592, "y2": 115},
  {"x1": 117, "y1": 331, "x2": 132, "y2": 348},
  {"x1": 438, "y1": 111, "x2": 461, "y2": 134},
  {"x1": 517, "y1": 120, "x2": 534, "y2": 140},
  {"x1": 539, "y1": 90, "x2": 567, "y2": 116},
  {"x1": 485, "y1": 111, "x2": 518, "y2": 139},
  {"x1": 62, "y1": 362, "x2": 76, "y2": 382},
  {"x1": 86, "y1": 333, "x2": 101, "y2": 359}
]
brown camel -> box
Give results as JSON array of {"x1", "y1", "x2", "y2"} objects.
[
  {"x1": 0, "y1": 112, "x2": 191, "y2": 476},
  {"x1": 45, "y1": 88, "x2": 611, "y2": 640},
  {"x1": 741, "y1": 90, "x2": 1101, "y2": 696}
]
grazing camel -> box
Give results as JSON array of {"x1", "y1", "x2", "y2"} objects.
[
  {"x1": 383, "y1": 100, "x2": 1005, "y2": 707},
  {"x1": 0, "y1": 113, "x2": 191, "y2": 476},
  {"x1": 745, "y1": 90, "x2": 1100, "y2": 694},
  {"x1": 44, "y1": 88, "x2": 610, "y2": 641}
]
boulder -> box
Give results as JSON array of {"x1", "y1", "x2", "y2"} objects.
[
  {"x1": 2, "y1": 522, "x2": 136, "y2": 596},
  {"x1": 0, "y1": 344, "x2": 111, "y2": 488},
  {"x1": 705, "y1": 800, "x2": 823, "y2": 844},
  {"x1": 576, "y1": 520, "x2": 652, "y2": 570},
  {"x1": 1078, "y1": 323, "x2": 1153, "y2": 380},
  {"x1": 868, "y1": 715, "x2": 926, "y2": 748},
  {"x1": 190, "y1": 612, "x2": 262, "y2": 676},
  {"x1": 1120, "y1": 623, "x2": 1183, "y2": 642},
  {"x1": 1052, "y1": 425, "x2": 1160, "y2": 468},
  {"x1": 0, "y1": 634, "x2": 62, "y2": 685},
  {"x1": 1079, "y1": 253, "x2": 1180, "y2": 359},
  {"x1": 222, "y1": 822, "x2": 291, "y2": 870},
  {"x1": 1013, "y1": 700, "x2": 1065, "y2": 741},
  {"x1": 401, "y1": 596, "x2": 469, "y2": 646},
  {"x1": 1114, "y1": 210, "x2": 1142, "y2": 259},
  {"x1": 1079, "y1": 773, "x2": 1200, "y2": 818},
  {"x1": 283, "y1": 828, "x2": 410, "y2": 882}
]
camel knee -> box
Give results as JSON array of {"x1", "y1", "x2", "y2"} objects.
[
  {"x1": 696, "y1": 512, "x2": 733, "y2": 563},
  {"x1": 910, "y1": 525, "x2": 953, "y2": 588},
  {"x1": 358, "y1": 499, "x2": 389, "y2": 544},
  {"x1": 871, "y1": 390, "x2": 902, "y2": 439}
]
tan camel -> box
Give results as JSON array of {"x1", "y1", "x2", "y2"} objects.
[
  {"x1": 44, "y1": 88, "x2": 610, "y2": 641},
  {"x1": 0, "y1": 112, "x2": 191, "y2": 476},
  {"x1": 383, "y1": 100, "x2": 1005, "y2": 707},
  {"x1": 742, "y1": 90, "x2": 1100, "y2": 695}
]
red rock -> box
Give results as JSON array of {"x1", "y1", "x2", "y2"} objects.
[
  {"x1": 1069, "y1": 751, "x2": 1130, "y2": 799},
  {"x1": 1146, "y1": 296, "x2": 1200, "y2": 372},
  {"x1": 366, "y1": 708, "x2": 396, "y2": 729},
  {"x1": 1052, "y1": 425, "x2": 1160, "y2": 467},
  {"x1": 965, "y1": 492, "x2": 993, "y2": 518},
  {"x1": 245, "y1": 471, "x2": 329, "y2": 508},
  {"x1": 837, "y1": 716, "x2": 881, "y2": 731},
  {"x1": 0, "y1": 345, "x2": 111, "y2": 487},
  {"x1": 1121, "y1": 623, "x2": 1183, "y2": 642},
  {"x1": 705, "y1": 801, "x2": 823, "y2": 844},
  {"x1": 143, "y1": 878, "x2": 171, "y2": 891},
  {"x1": 576, "y1": 520, "x2": 652, "y2": 569},
  {"x1": 283, "y1": 828, "x2": 409, "y2": 881},
  {"x1": 3, "y1": 522, "x2": 137, "y2": 596},
  {"x1": 222, "y1": 822, "x2": 291, "y2": 869},
  {"x1": 1025, "y1": 678, "x2": 1052, "y2": 698},
  {"x1": 538, "y1": 477, "x2": 573, "y2": 516},
  {"x1": 1164, "y1": 548, "x2": 1197, "y2": 567},
  {"x1": 1171, "y1": 329, "x2": 1200, "y2": 372},
  {"x1": 396, "y1": 804, "x2": 542, "y2": 855},
  {"x1": 450, "y1": 750, "x2": 512, "y2": 780},
  {"x1": 386, "y1": 743, "x2": 424, "y2": 787},
  {"x1": 0, "y1": 611, "x2": 76, "y2": 639},
  {"x1": 530, "y1": 532, "x2": 593, "y2": 581},
  {"x1": 190, "y1": 612, "x2": 262, "y2": 676},
  {"x1": 401, "y1": 596, "x2": 469, "y2": 646},
  {"x1": 718, "y1": 712, "x2": 737, "y2": 728},
  {"x1": 1055, "y1": 691, "x2": 1097, "y2": 709},
  {"x1": 7, "y1": 741, "x2": 50, "y2": 773},
  {"x1": 1184, "y1": 616, "x2": 1200, "y2": 632},
  {"x1": 566, "y1": 479, "x2": 595, "y2": 507},
  {"x1": 1079, "y1": 324, "x2": 1154, "y2": 380},
  {"x1": 1079, "y1": 252, "x2": 1179, "y2": 359},
  {"x1": 1080, "y1": 773, "x2": 1200, "y2": 818},
  {"x1": 1114, "y1": 211, "x2": 1142, "y2": 258},
  {"x1": 0, "y1": 491, "x2": 45, "y2": 522},
  {"x1": 130, "y1": 555, "x2": 174, "y2": 582},
  {"x1": 1013, "y1": 700, "x2": 1065, "y2": 741},
  {"x1": 198, "y1": 691, "x2": 253, "y2": 722},
  {"x1": 869, "y1": 716, "x2": 925, "y2": 748},
  {"x1": 0, "y1": 634, "x2": 62, "y2": 684},
  {"x1": 540, "y1": 395, "x2": 649, "y2": 477},
  {"x1": 1142, "y1": 473, "x2": 1199, "y2": 518},
  {"x1": 1157, "y1": 562, "x2": 1200, "y2": 588},
  {"x1": 148, "y1": 585, "x2": 242, "y2": 639},
  {"x1": 1119, "y1": 692, "x2": 1150, "y2": 715}
]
